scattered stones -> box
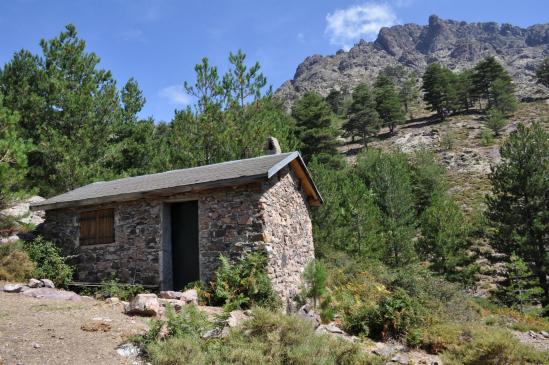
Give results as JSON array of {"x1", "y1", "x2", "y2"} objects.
[
  {"x1": 21, "y1": 288, "x2": 82, "y2": 301},
  {"x1": 391, "y1": 353, "x2": 410, "y2": 364},
  {"x1": 159, "y1": 290, "x2": 183, "y2": 300},
  {"x1": 315, "y1": 323, "x2": 356, "y2": 342},
  {"x1": 116, "y1": 343, "x2": 140, "y2": 358},
  {"x1": 125, "y1": 293, "x2": 160, "y2": 317},
  {"x1": 158, "y1": 298, "x2": 184, "y2": 311},
  {"x1": 3, "y1": 283, "x2": 27, "y2": 293},
  {"x1": 40, "y1": 279, "x2": 55, "y2": 289},
  {"x1": 28, "y1": 278, "x2": 44, "y2": 288}
]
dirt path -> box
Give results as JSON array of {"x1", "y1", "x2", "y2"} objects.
[{"x1": 0, "y1": 290, "x2": 148, "y2": 365}]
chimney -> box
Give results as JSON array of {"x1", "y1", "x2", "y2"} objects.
[{"x1": 265, "y1": 136, "x2": 281, "y2": 155}]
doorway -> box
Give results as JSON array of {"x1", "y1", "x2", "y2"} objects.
[{"x1": 170, "y1": 201, "x2": 199, "y2": 290}]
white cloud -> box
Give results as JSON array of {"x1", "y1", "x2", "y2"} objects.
[
  {"x1": 159, "y1": 85, "x2": 191, "y2": 106},
  {"x1": 325, "y1": 3, "x2": 398, "y2": 50}
]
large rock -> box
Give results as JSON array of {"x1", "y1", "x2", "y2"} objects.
[
  {"x1": 227, "y1": 310, "x2": 250, "y2": 328},
  {"x1": 0, "y1": 196, "x2": 45, "y2": 226},
  {"x1": 297, "y1": 305, "x2": 321, "y2": 328},
  {"x1": 3, "y1": 283, "x2": 27, "y2": 293},
  {"x1": 125, "y1": 293, "x2": 160, "y2": 316},
  {"x1": 275, "y1": 16, "x2": 549, "y2": 109},
  {"x1": 159, "y1": 290, "x2": 183, "y2": 300},
  {"x1": 21, "y1": 288, "x2": 82, "y2": 301},
  {"x1": 180, "y1": 289, "x2": 198, "y2": 305},
  {"x1": 28, "y1": 278, "x2": 44, "y2": 288},
  {"x1": 40, "y1": 279, "x2": 55, "y2": 289},
  {"x1": 158, "y1": 298, "x2": 185, "y2": 311}
]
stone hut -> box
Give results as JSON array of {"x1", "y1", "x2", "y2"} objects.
[{"x1": 31, "y1": 145, "x2": 322, "y2": 306}]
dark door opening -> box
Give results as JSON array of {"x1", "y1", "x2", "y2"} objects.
[{"x1": 171, "y1": 201, "x2": 199, "y2": 290}]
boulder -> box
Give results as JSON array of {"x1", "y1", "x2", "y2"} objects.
[
  {"x1": 297, "y1": 305, "x2": 321, "y2": 328},
  {"x1": 106, "y1": 297, "x2": 120, "y2": 304},
  {"x1": 40, "y1": 279, "x2": 55, "y2": 289},
  {"x1": 28, "y1": 278, "x2": 44, "y2": 288},
  {"x1": 159, "y1": 298, "x2": 184, "y2": 311},
  {"x1": 3, "y1": 283, "x2": 26, "y2": 293},
  {"x1": 159, "y1": 290, "x2": 183, "y2": 300},
  {"x1": 125, "y1": 293, "x2": 160, "y2": 316},
  {"x1": 116, "y1": 343, "x2": 140, "y2": 358},
  {"x1": 0, "y1": 235, "x2": 20, "y2": 244},
  {"x1": 180, "y1": 289, "x2": 199, "y2": 305},
  {"x1": 21, "y1": 288, "x2": 82, "y2": 301},
  {"x1": 0, "y1": 196, "x2": 45, "y2": 226},
  {"x1": 227, "y1": 310, "x2": 250, "y2": 328}
]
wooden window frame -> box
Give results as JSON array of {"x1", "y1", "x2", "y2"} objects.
[{"x1": 79, "y1": 208, "x2": 115, "y2": 246}]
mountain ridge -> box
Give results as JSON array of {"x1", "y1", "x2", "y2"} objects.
[{"x1": 275, "y1": 15, "x2": 549, "y2": 105}]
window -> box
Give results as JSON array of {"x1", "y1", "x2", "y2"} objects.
[{"x1": 80, "y1": 209, "x2": 115, "y2": 245}]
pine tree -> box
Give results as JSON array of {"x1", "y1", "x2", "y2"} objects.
[
  {"x1": 343, "y1": 83, "x2": 380, "y2": 144},
  {"x1": 292, "y1": 92, "x2": 339, "y2": 162},
  {"x1": 490, "y1": 77, "x2": 517, "y2": 115},
  {"x1": 357, "y1": 149, "x2": 417, "y2": 267},
  {"x1": 0, "y1": 94, "x2": 31, "y2": 209},
  {"x1": 374, "y1": 75, "x2": 405, "y2": 134},
  {"x1": 487, "y1": 122, "x2": 549, "y2": 307},
  {"x1": 399, "y1": 74, "x2": 420, "y2": 120},
  {"x1": 472, "y1": 56, "x2": 514, "y2": 110},
  {"x1": 485, "y1": 108, "x2": 507, "y2": 136},
  {"x1": 536, "y1": 57, "x2": 549, "y2": 88},
  {"x1": 422, "y1": 63, "x2": 455, "y2": 120},
  {"x1": 325, "y1": 89, "x2": 345, "y2": 115}
]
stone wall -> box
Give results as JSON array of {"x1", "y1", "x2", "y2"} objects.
[{"x1": 260, "y1": 167, "x2": 315, "y2": 309}]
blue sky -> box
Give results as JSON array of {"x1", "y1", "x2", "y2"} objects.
[{"x1": 0, "y1": 0, "x2": 547, "y2": 122}]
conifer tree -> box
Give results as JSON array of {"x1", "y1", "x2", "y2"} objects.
[
  {"x1": 536, "y1": 57, "x2": 549, "y2": 88},
  {"x1": 487, "y1": 122, "x2": 549, "y2": 307},
  {"x1": 292, "y1": 92, "x2": 339, "y2": 162},
  {"x1": 343, "y1": 83, "x2": 380, "y2": 144},
  {"x1": 472, "y1": 56, "x2": 515, "y2": 110},
  {"x1": 422, "y1": 63, "x2": 455, "y2": 120},
  {"x1": 374, "y1": 75, "x2": 405, "y2": 134},
  {"x1": 399, "y1": 74, "x2": 420, "y2": 120}
]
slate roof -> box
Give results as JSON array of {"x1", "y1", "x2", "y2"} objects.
[{"x1": 32, "y1": 152, "x2": 322, "y2": 210}]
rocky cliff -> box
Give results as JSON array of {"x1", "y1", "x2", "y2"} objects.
[{"x1": 276, "y1": 15, "x2": 549, "y2": 105}]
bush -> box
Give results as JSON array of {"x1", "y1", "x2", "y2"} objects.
[
  {"x1": 301, "y1": 259, "x2": 327, "y2": 309},
  {"x1": 0, "y1": 240, "x2": 35, "y2": 281},
  {"x1": 442, "y1": 327, "x2": 549, "y2": 365},
  {"x1": 210, "y1": 252, "x2": 280, "y2": 310},
  {"x1": 24, "y1": 236, "x2": 73, "y2": 286},
  {"x1": 92, "y1": 277, "x2": 145, "y2": 301},
  {"x1": 139, "y1": 307, "x2": 382, "y2": 365}
]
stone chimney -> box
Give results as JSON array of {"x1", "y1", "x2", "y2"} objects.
[{"x1": 265, "y1": 136, "x2": 281, "y2": 155}]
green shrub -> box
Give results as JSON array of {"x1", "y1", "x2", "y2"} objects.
[
  {"x1": 92, "y1": 277, "x2": 145, "y2": 301},
  {"x1": 442, "y1": 327, "x2": 549, "y2": 365},
  {"x1": 140, "y1": 307, "x2": 382, "y2": 365},
  {"x1": 301, "y1": 259, "x2": 327, "y2": 309},
  {"x1": 342, "y1": 303, "x2": 372, "y2": 337},
  {"x1": 210, "y1": 252, "x2": 280, "y2": 310},
  {"x1": 481, "y1": 128, "x2": 495, "y2": 146},
  {"x1": 24, "y1": 236, "x2": 73, "y2": 286},
  {"x1": 0, "y1": 240, "x2": 35, "y2": 281}
]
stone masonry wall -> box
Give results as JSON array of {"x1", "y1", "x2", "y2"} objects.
[{"x1": 260, "y1": 167, "x2": 315, "y2": 309}]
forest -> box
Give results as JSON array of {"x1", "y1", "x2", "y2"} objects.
[{"x1": 1, "y1": 25, "x2": 549, "y2": 364}]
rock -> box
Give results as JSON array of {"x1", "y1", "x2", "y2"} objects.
[
  {"x1": 125, "y1": 293, "x2": 160, "y2": 316},
  {"x1": 157, "y1": 322, "x2": 169, "y2": 340},
  {"x1": 21, "y1": 288, "x2": 82, "y2": 301},
  {"x1": 81, "y1": 320, "x2": 112, "y2": 332},
  {"x1": 227, "y1": 310, "x2": 250, "y2": 328},
  {"x1": 3, "y1": 283, "x2": 26, "y2": 293},
  {"x1": 297, "y1": 305, "x2": 321, "y2": 328},
  {"x1": 0, "y1": 235, "x2": 20, "y2": 244},
  {"x1": 202, "y1": 327, "x2": 223, "y2": 340},
  {"x1": 391, "y1": 353, "x2": 410, "y2": 364},
  {"x1": 158, "y1": 298, "x2": 184, "y2": 311},
  {"x1": 159, "y1": 290, "x2": 183, "y2": 300},
  {"x1": 541, "y1": 331, "x2": 549, "y2": 338},
  {"x1": 106, "y1": 297, "x2": 120, "y2": 304},
  {"x1": 40, "y1": 279, "x2": 55, "y2": 289},
  {"x1": 32, "y1": 342, "x2": 40, "y2": 349},
  {"x1": 274, "y1": 16, "x2": 549, "y2": 109},
  {"x1": 116, "y1": 343, "x2": 140, "y2": 358},
  {"x1": 180, "y1": 289, "x2": 199, "y2": 305},
  {"x1": 28, "y1": 278, "x2": 44, "y2": 288},
  {"x1": 1, "y1": 196, "x2": 45, "y2": 226}
]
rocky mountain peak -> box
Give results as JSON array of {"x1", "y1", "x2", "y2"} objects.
[{"x1": 276, "y1": 16, "x2": 549, "y2": 107}]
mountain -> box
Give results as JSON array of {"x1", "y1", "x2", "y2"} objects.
[{"x1": 275, "y1": 15, "x2": 549, "y2": 105}]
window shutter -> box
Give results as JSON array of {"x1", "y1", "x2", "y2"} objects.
[{"x1": 80, "y1": 209, "x2": 114, "y2": 245}]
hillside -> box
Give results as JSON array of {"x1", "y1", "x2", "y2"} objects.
[{"x1": 276, "y1": 15, "x2": 549, "y2": 106}]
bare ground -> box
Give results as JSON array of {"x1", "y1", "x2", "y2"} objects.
[{"x1": 0, "y1": 290, "x2": 148, "y2": 365}]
